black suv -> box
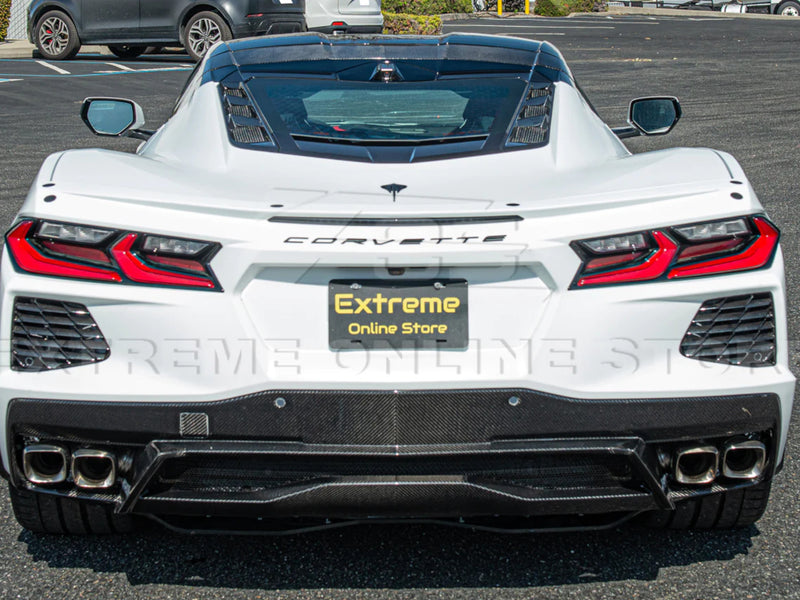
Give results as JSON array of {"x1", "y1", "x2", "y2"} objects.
[{"x1": 28, "y1": 0, "x2": 306, "y2": 62}]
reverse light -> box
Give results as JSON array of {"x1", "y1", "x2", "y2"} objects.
[
  {"x1": 583, "y1": 233, "x2": 649, "y2": 254},
  {"x1": 141, "y1": 236, "x2": 209, "y2": 255},
  {"x1": 572, "y1": 215, "x2": 779, "y2": 288},
  {"x1": 5, "y1": 219, "x2": 221, "y2": 290},
  {"x1": 673, "y1": 218, "x2": 749, "y2": 241},
  {"x1": 37, "y1": 222, "x2": 114, "y2": 244}
]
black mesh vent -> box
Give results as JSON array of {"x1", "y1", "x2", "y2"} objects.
[
  {"x1": 231, "y1": 125, "x2": 267, "y2": 144},
  {"x1": 520, "y1": 102, "x2": 549, "y2": 119},
  {"x1": 226, "y1": 103, "x2": 256, "y2": 119},
  {"x1": 526, "y1": 86, "x2": 550, "y2": 100},
  {"x1": 506, "y1": 82, "x2": 553, "y2": 148},
  {"x1": 680, "y1": 293, "x2": 776, "y2": 367},
  {"x1": 508, "y1": 126, "x2": 547, "y2": 144},
  {"x1": 221, "y1": 85, "x2": 271, "y2": 146},
  {"x1": 12, "y1": 297, "x2": 109, "y2": 372}
]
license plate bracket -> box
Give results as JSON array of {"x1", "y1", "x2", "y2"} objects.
[{"x1": 328, "y1": 279, "x2": 468, "y2": 350}]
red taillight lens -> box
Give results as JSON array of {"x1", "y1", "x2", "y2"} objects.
[
  {"x1": 667, "y1": 217, "x2": 779, "y2": 279},
  {"x1": 5, "y1": 219, "x2": 221, "y2": 291},
  {"x1": 576, "y1": 231, "x2": 677, "y2": 287},
  {"x1": 110, "y1": 234, "x2": 216, "y2": 289},
  {"x1": 572, "y1": 215, "x2": 779, "y2": 288},
  {"x1": 6, "y1": 221, "x2": 121, "y2": 282}
]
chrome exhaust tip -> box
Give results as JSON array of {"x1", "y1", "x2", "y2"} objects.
[
  {"x1": 674, "y1": 445, "x2": 719, "y2": 485},
  {"x1": 72, "y1": 449, "x2": 116, "y2": 489},
  {"x1": 723, "y1": 440, "x2": 766, "y2": 480},
  {"x1": 22, "y1": 444, "x2": 69, "y2": 484}
]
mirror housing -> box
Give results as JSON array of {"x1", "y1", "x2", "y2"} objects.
[
  {"x1": 628, "y1": 96, "x2": 682, "y2": 136},
  {"x1": 81, "y1": 98, "x2": 151, "y2": 140}
]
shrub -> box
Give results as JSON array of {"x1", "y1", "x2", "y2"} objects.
[
  {"x1": 0, "y1": 0, "x2": 11, "y2": 42},
  {"x1": 382, "y1": 12, "x2": 443, "y2": 34},
  {"x1": 381, "y1": 0, "x2": 472, "y2": 14},
  {"x1": 533, "y1": 0, "x2": 570, "y2": 16}
]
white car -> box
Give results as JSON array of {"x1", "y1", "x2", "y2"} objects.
[
  {"x1": 3, "y1": 34, "x2": 793, "y2": 535},
  {"x1": 654, "y1": 0, "x2": 800, "y2": 15},
  {"x1": 305, "y1": 0, "x2": 383, "y2": 34}
]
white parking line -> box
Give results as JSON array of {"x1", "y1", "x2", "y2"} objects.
[
  {"x1": 0, "y1": 78, "x2": 23, "y2": 83},
  {"x1": 35, "y1": 60, "x2": 70, "y2": 75},
  {"x1": 105, "y1": 62, "x2": 135, "y2": 71}
]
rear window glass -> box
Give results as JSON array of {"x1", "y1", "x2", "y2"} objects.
[{"x1": 245, "y1": 78, "x2": 528, "y2": 143}]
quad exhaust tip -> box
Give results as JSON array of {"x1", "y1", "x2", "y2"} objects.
[
  {"x1": 674, "y1": 445, "x2": 719, "y2": 485},
  {"x1": 22, "y1": 444, "x2": 69, "y2": 485},
  {"x1": 723, "y1": 440, "x2": 766, "y2": 480},
  {"x1": 71, "y1": 449, "x2": 116, "y2": 489}
]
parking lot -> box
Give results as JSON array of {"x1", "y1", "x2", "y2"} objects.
[{"x1": 0, "y1": 13, "x2": 799, "y2": 600}]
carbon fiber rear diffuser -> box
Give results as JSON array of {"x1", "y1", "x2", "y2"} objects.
[{"x1": 147, "y1": 511, "x2": 641, "y2": 536}]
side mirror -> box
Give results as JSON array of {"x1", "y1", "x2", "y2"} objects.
[
  {"x1": 81, "y1": 98, "x2": 151, "y2": 140},
  {"x1": 628, "y1": 97, "x2": 682, "y2": 136}
]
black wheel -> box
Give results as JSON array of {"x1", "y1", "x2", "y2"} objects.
[
  {"x1": 9, "y1": 486, "x2": 136, "y2": 535},
  {"x1": 777, "y1": 0, "x2": 800, "y2": 14},
  {"x1": 183, "y1": 11, "x2": 231, "y2": 62},
  {"x1": 107, "y1": 45, "x2": 147, "y2": 60},
  {"x1": 34, "y1": 10, "x2": 80, "y2": 61},
  {"x1": 640, "y1": 480, "x2": 771, "y2": 529}
]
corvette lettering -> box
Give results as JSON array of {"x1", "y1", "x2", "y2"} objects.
[{"x1": 284, "y1": 235, "x2": 506, "y2": 245}]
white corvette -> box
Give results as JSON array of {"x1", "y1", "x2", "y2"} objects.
[{"x1": 2, "y1": 33, "x2": 794, "y2": 535}]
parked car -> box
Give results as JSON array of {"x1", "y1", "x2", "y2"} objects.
[
  {"x1": 655, "y1": 0, "x2": 799, "y2": 14},
  {"x1": 305, "y1": 0, "x2": 382, "y2": 34},
  {"x1": 27, "y1": 0, "x2": 306, "y2": 62},
  {"x1": 3, "y1": 33, "x2": 793, "y2": 535}
]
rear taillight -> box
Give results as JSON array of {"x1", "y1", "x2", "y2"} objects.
[
  {"x1": 5, "y1": 219, "x2": 221, "y2": 291},
  {"x1": 571, "y1": 215, "x2": 779, "y2": 288},
  {"x1": 111, "y1": 233, "x2": 216, "y2": 289}
]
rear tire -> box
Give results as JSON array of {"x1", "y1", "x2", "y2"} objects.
[
  {"x1": 9, "y1": 486, "x2": 135, "y2": 535},
  {"x1": 107, "y1": 45, "x2": 146, "y2": 60},
  {"x1": 183, "y1": 11, "x2": 231, "y2": 62},
  {"x1": 34, "y1": 10, "x2": 80, "y2": 61},
  {"x1": 778, "y1": 0, "x2": 800, "y2": 14},
  {"x1": 641, "y1": 480, "x2": 771, "y2": 529}
]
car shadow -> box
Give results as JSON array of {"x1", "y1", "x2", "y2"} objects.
[
  {"x1": 18, "y1": 520, "x2": 757, "y2": 590},
  {"x1": 32, "y1": 49, "x2": 193, "y2": 64}
]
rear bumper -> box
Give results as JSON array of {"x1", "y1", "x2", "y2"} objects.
[
  {"x1": 7, "y1": 389, "x2": 781, "y2": 524},
  {"x1": 233, "y1": 14, "x2": 306, "y2": 38},
  {"x1": 309, "y1": 24, "x2": 384, "y2": 34}
]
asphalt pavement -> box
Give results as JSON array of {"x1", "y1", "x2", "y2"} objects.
[{"x1": 0, "y1": 14, "x2": 800, "y2": 600}]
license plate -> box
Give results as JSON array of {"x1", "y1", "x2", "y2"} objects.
[{"x1": 329, "y1": 280, "x2": 468, "y2": 349}]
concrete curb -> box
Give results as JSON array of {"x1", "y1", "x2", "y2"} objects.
[
  {"x1": 0, "y1": 41, "x2": 110, "y2": 59},
  {"x1": 441, "y1": 6, "x2": 794, "y2": 19},
  {"x1": 606, "y1": 5, "x2": 790, "y2": 18}
]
